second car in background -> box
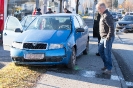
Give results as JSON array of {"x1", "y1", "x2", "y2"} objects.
[{"x1": 116, "y1": 15, "x2": 133, "y2": 33}]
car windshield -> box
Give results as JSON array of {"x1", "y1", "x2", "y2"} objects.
[
  {"x1": 121, "y1": 16, "x2": 133, "y2": 21},
  {"x1": 26, "y1": 16, "x2": 71, "y2": 30},
  {"x1": 21, "y1": 16, "x2": 36, "y2": 27},
  {"x1": 112, "y1": 12, "x2": 116, "y2": 15},
  {"x1": 117, "y1": 13, "x2": 121, "y2": 14}
]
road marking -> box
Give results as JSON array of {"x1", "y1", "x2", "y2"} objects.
[
  {"x1": 116, "y1": 34, "x2": 125, "y2": 43},
  {"x1": 126, "y1": 81, "x2": 133, "y2": 87}
]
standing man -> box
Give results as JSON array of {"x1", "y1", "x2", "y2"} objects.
[
  {"x1": 93, "y1": 11, "x2": 101, "y2": 56},
  {"x1": 46, "y1": 8, "x2": 53, "y2": 14},
  {"x1": 96, "y1": 2, "x2": 115, "y2": 74},
  {"x1": 35, "y1": 8, "x2": 42, "y2": 15},
  {"x1": 64, "y1": 8, "x2": 72, "y2": 13}
]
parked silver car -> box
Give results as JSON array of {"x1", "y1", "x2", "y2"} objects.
[{"x1": 116, "y1": 15, "x2": 133, "y2": 33}]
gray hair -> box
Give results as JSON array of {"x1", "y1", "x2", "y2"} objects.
[{"x1": 96, "y1": 2, "x2": 106, "y2": 9}]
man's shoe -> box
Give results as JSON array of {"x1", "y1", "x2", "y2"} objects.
[
  {"x1": 103, "y1": 69, "x2": 111, "y2": 75},
  {"x1": 101, "y1": 67, "x2": 106, "y2": 71},
  {"x1": 96, "y1": 53, "x2": 100, "y2": 56}
]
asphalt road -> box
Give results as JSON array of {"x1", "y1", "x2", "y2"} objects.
[{"x1": 113, "y1": 32, "x2": 133, "y2": 85}]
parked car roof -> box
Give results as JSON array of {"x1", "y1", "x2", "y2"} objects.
[
  {"x1": 125, "y1": 12, "x2": 133, "y2": 15},
  {"x1": 41, "y1": 13, "x2": 77, "y2": 16},
  {"x1": 121, "y1": 15, "x2": 133, "y2": 21}
]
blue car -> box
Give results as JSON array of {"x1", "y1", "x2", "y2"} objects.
[{"x1": 3, "y1": 13, "x2": 89, "y2": 69}]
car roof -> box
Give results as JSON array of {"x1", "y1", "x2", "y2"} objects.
[
  {"x1": 126, "y1": 12, "x2": 133, "y2": 14},
  {"x1": 41, "y1": 13, "x2": 78, "y2": 17}
]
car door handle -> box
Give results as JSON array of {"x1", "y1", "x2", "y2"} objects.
[{"x1": 4, "y1": 33, "x2": 7, "y2": 36}]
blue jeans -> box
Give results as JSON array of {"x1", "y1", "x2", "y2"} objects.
[{"x1": 98, "y1": 36, "x2": 115, "y2": 70}]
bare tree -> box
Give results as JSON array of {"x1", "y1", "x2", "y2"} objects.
[
  {"x1": 123, "y1": 0, "x2": 133, "y2": 12},
  {"x1": 59, "y1": 0, "x2": 63, "y2": 13}
]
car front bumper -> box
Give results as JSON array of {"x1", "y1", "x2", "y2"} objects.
[{"x1": 10, "y1": 47, "x2": 70, "y2": 65}]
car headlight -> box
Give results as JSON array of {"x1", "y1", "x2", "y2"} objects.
[
  {"x1": 12, "y1": 42, "x2": 23, "y2": 49},
  {"x1": 49, "y1": 44, "x2": 63, "y2": 49},
  {"x1": 128, "y1": 24, "x2": 133, "y2": 27}
]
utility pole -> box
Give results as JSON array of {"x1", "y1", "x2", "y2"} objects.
[
  {"x1": 76, "y1": 0, "x2": 79, "y2": 14},
  {"x1": 59, "y1": 0, "x2": 63, "y2": 13},
  {"x1": 36, "y1": 0, "x2": 39, "y2": 9},
  {"x1": 43, "y1": 0, "x2": 47, "y2": 14},
  {"x1": 93, "y1": 0, "x2": 97, "y2": 20}
]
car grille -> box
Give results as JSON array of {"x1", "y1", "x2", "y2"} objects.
[
  {"x1": 119, "y1": 24, "x2": 127, "y2": 26},
  {"x1": 23, "y1": 43, "x2": 47, "y2": 49}
]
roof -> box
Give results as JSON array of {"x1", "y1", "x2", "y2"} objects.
[{"x1": 41, "y1": 13, "x2": 78, "y2": 16}]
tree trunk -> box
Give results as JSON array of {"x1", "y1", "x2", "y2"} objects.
[
  {"x1": 60, "y1": 0, "x2": 62, "y2": 13},
  {"x1": 76, "y1": 0, "x2": 79, "y2": 14},
  {"x1": 36, "y1": 0, "x2": 39, "y2": 9},
  {"x1": 43, "y1": 0, "x2": 47, "y2": 14}
]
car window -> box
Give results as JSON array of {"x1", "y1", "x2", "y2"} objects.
[
  {"x1": 21, "y1": 16, "x2": 36, "y2": 27},
  {"x1": 21, "y1": 16, "x2": 27, "y2": 27},
  {"x1": 112, "y1": 12, "x2": 116, "y2": 15},
  {"x1": 6, "y1": 16, "x2": 22, "y2": 31},
  {"x1": 76, "y1": 15, "x2": 86, "y2": 28},
  {"x1": 26, "y1": 16, "x2": 71, "y2": 30},
  {"x1": 121, "y1": 16, "x2": 133, "y2": 21},
  {"x1": 117, "y1": 13, "x2": 121, "y2": 15},
  {"x1": 130, "y1": 13, "x2": 133, "y2": 15},
  {"x1": 73, "y1": 16, "x2": 80, "y2": 29}
]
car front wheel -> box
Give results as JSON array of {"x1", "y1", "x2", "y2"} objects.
[{"x1": 67, "y1": 47, "x2": 76, "y2": 69}]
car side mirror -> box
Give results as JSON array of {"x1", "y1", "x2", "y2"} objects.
[
  {"x1": 76, "y1": 28, "x2": 84, "y2": 32},
  {"x1": 15, "y1": 28, "x2": 23, "y2": 33}
]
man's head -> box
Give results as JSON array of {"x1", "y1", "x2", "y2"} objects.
[
  {"x1": 37, "y1": 8, "x2": 41, "y2": 12},
  {"x1": 96, "y1": 2, "x2": 106, "y2": 14},
  {"x1": 48, "y1": 8, "x2": 52, "y2": 11},
  {"x1": 64, "y1": 8, "x2": 68, "y2": 13}
]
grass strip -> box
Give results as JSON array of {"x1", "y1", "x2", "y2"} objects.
[{"x1": 0, "y1": 63, "x2": 46, "y2": 88}]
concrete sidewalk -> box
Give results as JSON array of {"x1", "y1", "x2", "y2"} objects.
[{"x1": 34, "y1": 27, "x2": 127, "y2": 88}]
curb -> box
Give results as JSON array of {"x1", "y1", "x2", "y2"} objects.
[
  {"x1": 112, "y1": 35, "x2": 127, "y2": 88},
  {"x1": 112, "y1": 52, "x2": 127, "y2": 88}
]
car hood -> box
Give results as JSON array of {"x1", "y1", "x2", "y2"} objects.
[
  {"x1": 117, "y1": 21, "x2": 133, "y2": 24},
  {"x1": 14, "y1": 30, "x2": 71, "y2": 43}
]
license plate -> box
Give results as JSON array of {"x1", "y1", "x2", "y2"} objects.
[{"x1": 24, "y1": 54, "x2": 44, "y2": 60}]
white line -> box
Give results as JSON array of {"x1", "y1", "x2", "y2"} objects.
[{"x1": 126, "y1": 81, "x2": 133, "y2": 87}]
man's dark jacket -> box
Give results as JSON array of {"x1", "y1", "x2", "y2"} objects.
[
  {"x1": 35, "y1": 11, "x2": 42, "y2": 15},
  {"x1": 46, "y1": 11, "x2": 53, "y2": 14},
  {"x1": 99, "y1": 9, "x2": 114, "y2": 40},
  {"x1": 66, "y1": 10, "x2": 72, "y2": 13},
  {"x1": 93, "y1": 12, "x2": 101, "y2": 38}
]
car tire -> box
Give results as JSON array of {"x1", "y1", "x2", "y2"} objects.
[
  {"x1": 67, "y1": 47, "x2": 76, "y2": 69},
  {"x1": 124, "y1": 30, "x2": 128, "y2": 33},
  {"x1": 14, "y1": 63, "x2": 21, "y2": 66},
  {"x1": 83, "y1": 40, "x2": 89, "y2": 55}
]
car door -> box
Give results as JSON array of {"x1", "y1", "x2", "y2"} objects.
[
  {"x1": 76, "y1": 15, "x2": 88, "y2": 52},
  {"x1": 3, "y1": 16, "x2": 22, "y2": 51},
  {"x1": 73, "y1": 16, "x2": 84, "y2": 55}
]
